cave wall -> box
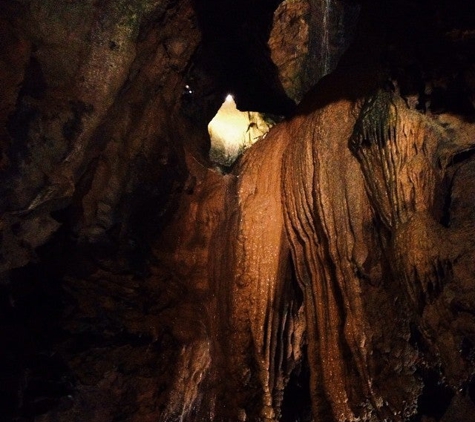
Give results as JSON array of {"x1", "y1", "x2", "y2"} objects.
[
  {"x1": 282, "y1": 75, "x2": 475, "y2": 421},
  {"x1": 1, "y1": 0, "x2": 205, "y2": 419},
  {"x1": 0, "y1": 0, "x2": 202, "y2": 274},
  {"x1": 269, "y1": 0, "x2": 360, "y2": 102},
  {"x1": 1, "y1": 0, "x2": 475, "y2": 421}
]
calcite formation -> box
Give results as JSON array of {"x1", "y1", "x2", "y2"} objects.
[
  {"x1": 1, "y1": 0, "x2": 475, "y2": 421},
  {"x1": 218, "y1": 67, "x2": 475, "y2": 420}
]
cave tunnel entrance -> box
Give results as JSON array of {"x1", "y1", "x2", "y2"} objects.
[{"x1": 207, "y1": 94, "x2": 274, "y2": 167}]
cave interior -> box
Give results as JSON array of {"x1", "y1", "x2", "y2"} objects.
[{"x1": 1, "y1": 0, "x2": 475, "y2": 421}]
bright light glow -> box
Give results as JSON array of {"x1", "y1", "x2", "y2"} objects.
[{"x1": 208, "y1": 95, "x2": 272, "y2": 167}]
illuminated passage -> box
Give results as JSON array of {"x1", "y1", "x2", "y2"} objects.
[{"x1": 208, "y1": 94, "x2": 273, "y2": 166}]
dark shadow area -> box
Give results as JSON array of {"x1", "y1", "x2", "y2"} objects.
[
  {"x1": 0, "y1": 252, "x2": 74, "y2": 421},
  {"x1": 281, "y1": 350, "x2": 313, "y2": 422},
  {"x1": 295, "y1": 0, "x2": 475, "y2": 119},
  {"x1": 192, "y1": 0, "x2": 296, "y2": 115},
  {"x1": 410, "y1": 368, "x2": 454, "y2": 421}
]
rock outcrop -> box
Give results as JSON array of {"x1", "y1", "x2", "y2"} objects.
[{"x1": 1, "y1": 0, "x2": 475, "y2": 421}]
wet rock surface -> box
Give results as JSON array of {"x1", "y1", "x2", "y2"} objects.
[{"x1": 0, "y1": 0, "x2": 475, "y2": 421}]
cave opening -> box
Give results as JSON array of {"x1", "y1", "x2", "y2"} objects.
[{"x1": 207, "y1": 94, "x2": 274, "y2": 167}]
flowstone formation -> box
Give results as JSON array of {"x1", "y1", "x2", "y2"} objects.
[
  {"x1": 1, "y1": 0, "x2": 475, "y2": 421},
  {"x1": 221, "y1": 69, "x2": 475, "y2": 420}
]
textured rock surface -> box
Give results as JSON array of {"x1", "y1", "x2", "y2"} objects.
[
  {"x1": 219, "y1": 123, "x2": 304, "y2": 420},
  {"x1": 0, "y1": 0, "x2": 201, "y2": 276},
  {"x1": 220, "y1": 68, "x2": 475, "y2": 420},
  {"x1": 1, "y1": 0, "x2": 203, "y2": 419},
  {"x1": 1, "y1": 0, "x2": 475, "y2": 421},
  {"x1": 269, "y1": 0, "x2": 360, "y2": 102}
]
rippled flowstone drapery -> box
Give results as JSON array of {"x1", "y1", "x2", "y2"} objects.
[{"x1": 216, "y1": 66, "x2": 475, "y2": 420}]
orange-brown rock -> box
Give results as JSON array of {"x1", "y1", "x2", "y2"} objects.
[
  {"x1": 1, "y1": 0, "x2": 475, "y2": 421},
  {"x1": 210, "y1": 64, "x2": 475, "y2": 420}
]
